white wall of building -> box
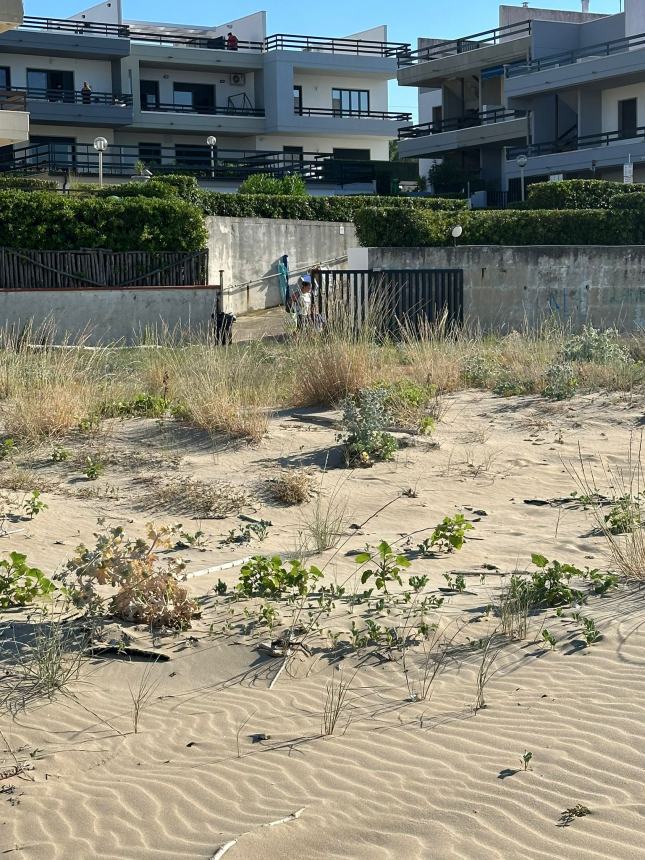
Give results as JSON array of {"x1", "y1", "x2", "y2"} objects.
[
  {"x1": 257, "y1": 133, "x2": 388, "y2": 159},
  {"x1": 293, "y1": 73, "x2": 388, "y2": 112},
  {"x1": 601, "y1": 82, "x2": 645, "y2": 134},
  {"x1": 625, "y1": 0, "x2": 645, "y2": 39},
  {"x1": 2, "y1": 54, "x2": 113, "y2": 91}
]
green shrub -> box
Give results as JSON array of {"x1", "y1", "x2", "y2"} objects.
[
  {"x1": 153, "y1": 174, "x2": 202, "y2": 204},
  {"x1": 542, "y1": 363, "x2": 578, "y2": 400},
  {"x1": 0, "y1": 176, "x2": 59, "y2": 192},
  {"x1": 339, "y1": 387, "x2": 398, "y2": 467},
  {"x1": 200, "y1": 192, "x2": 466, "y2": 221},
  {"x1": 561, "y1": 324, "x2": 633, "y2": 365},
  {"x1": 527, "y1": 179, "x2": 645, "y2": 210},
  {"x1": 238, "y1": 174, "x2": 287, "y2": 195},
  {"x1": 0, "y1": 191, "x2": 208, "y2": 251},
  {"x1": 354, "y1": 206, "x2": 634, "y2": 247},
  {"x1": 78, "y1": 181, "x2": 178, "y2": 199}
]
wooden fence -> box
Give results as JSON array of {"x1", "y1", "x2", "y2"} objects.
[{"x1": 0, "y1": 248, "x2": 209, "y2": 289}]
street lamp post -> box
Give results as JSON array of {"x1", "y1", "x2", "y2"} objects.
[
  {"x1": 93, "y1": 136, "x2": 108, "y2": 187},
  {"x1": 516, "y1": 153, "x2": 528, "y2": 202},
  {"x1": 207, "y1": 135, "x2": 217, "y2": 181}
]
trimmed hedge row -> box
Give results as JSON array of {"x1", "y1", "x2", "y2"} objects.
[
  {"x1": 353, "y1": 207, "x2": 634, "y2": 247},
  {"x1": 77, "y1": 180, "x2": 179, "y2": 199},
  {"x1": 0, "y1": 176, "x2": 58, "y2": 192},
  {"x1": 199, "y1": 193, "x2": 467, "y2": 221},
  {"x1": 527, "y1": 179, "x2": 645, "y2": 210},
  {"x1": 0, "y1": 192, "x2": 208, "y2": 251}
]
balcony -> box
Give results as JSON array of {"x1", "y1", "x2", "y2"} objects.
[
  {"x1": 10, "y1": 87, "x2": 133, "y2": 126},
  {"x1": 505, "y1": 29, "x2": 645, "y2": 98},
  {"x1": 3, "y1": 15, "x2": 130, "y2": 59},
  {"x1": 0, "y1": 141, "x2": 418, "y2": 188},
  {"x1": 398, "y1": 108, "x2": 528, "y2": 158},
  {"x1": 0, "y1": 88, "x2": 28, "y2": 146},
  {"x1": 398, "y1": 21, "x2": 531, "y2": 88},
  {"x1": 142, "y1": 102, "x2": 265, "y2": 117},
  {"x1": 297, "y1": 107, "x2": 411, "y2": 120},
  {"x1": 506, "y1": 126, "x2": 645, "y2": 177},
  {"x1": 135, "y1": 100, "x2": 265, "y2": 134}
]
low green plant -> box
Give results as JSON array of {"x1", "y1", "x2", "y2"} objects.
[
  {"x1": 83, "y1": 457, "x2": 104, "y2": 481},
  {"x1": 443, "y1": 572, "x2": 466, "y2": 593},
  {"x1": 528, "y1": 554, "x2": 586, "y2": 607},
  {"x1": 237, "y1": 555, "x2": 323, "y2": 598},
  {"x1": 493, "y1": 371, "x2": 531, "y2": 398},
  {"x1": 50, "y1": 446, "x2": 71, "y2": 463},
  {"x1": 23, "y1": 490, "x2": 47, "y2": 520},
  {"x1": 521, "y1": 750, "x2": 533, "y2": 771},
  {"x1": 542, "y1": 363, "x2": 578, "y2": 400},
  {"x1": 355, "y1": 541, "x2": 411, "y2": 593},
  {"x1": 224, "y1": 519, "x2": 271, "y2": 545},
  {"x1": 0, "y1": 439, "x2": 16, "y2": 461},
  {"x1": 542, "y1": 629, "x2": 557, "y2": 650},
  {"x1": 430, "y1": 514, "x2": 473, "y2": 553},
  {"x1": 339, "y1": 388, "x2": 398, "y2": 467},
  {"x1": 562, "y1": 325, "x2": 633, "y2": 366},
  {"x1": 580, "y1": 615, "x2": 602, "y2": 646},
  {"x1": 604, "y1": 496, "x2": 641, "y2": 535},
  {"x1": 0, "y1": 552, "x2": 54, "y2": 608},
  {"x1": 100, "y1": 393, "x2": 169, "y2": 419}
]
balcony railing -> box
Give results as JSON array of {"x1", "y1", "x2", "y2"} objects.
[
  {"x1": 18, "y1": 16, "x2": 409, "y2": 57},
  {"x1": 399, "y1": 108, "x2": 526, "y2": 139},
  {"x1": 0, "y1": 141, "x2": 417, "y2": 185},
  {"x1": 507, "y1": 126, "x2": 645, "y2": 160},
  {"x1": 141, "y1": 102, "x2": 265, "y2": 117},
  {"x1": 398, "y1": 20, "x2": 531, "y2": 66},
  {"x1": 507, "y1": 29, "x2": 645, "y2": 77},
  {"x1": 0, "y1": 89, "x2": 26, "y2": 111},
  {"x1": 8, "y1": 86, "x2": 132, "y2": 106},
  {"x1": 297, "y1": 106, "x2": 411, "y2": 120}
]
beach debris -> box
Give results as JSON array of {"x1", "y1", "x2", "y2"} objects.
[
  {"x1": 86, "y1": 644, "x2": 171, "y2": 662},
  {"x1": 0, "y1": 763, "x2": 33, "y2": 782},
  {"x1": 210, "y1": 808, "x2": 306, "y2": 859},
  {"x1": 558, "y1": 805, "x2": 592, "y2": 827},
  {"x1": 211, "y1": 839, "x2": 237, "y2": 859}
]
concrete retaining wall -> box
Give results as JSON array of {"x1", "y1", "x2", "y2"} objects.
[
  {"x1": 0, "y1": 286, "x2": 218, "y2": 345},
  {"x1": 207, "y1": 216, "x2": 355, "y2": 314},
  {"x1": 359, "y1": 245, "x2": 645, "y2": 331}
]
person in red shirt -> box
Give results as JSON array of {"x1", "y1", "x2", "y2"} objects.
[{"x1": 227, "y1": 31, "x2": 239, "y2": 50}]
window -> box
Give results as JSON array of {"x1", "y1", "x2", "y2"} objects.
[
  {"x1": 331, "y1": 88, "x2": 370, "y2": 116},
  {"x1": 432, "y1": 105, "x2": 443, "y2": 128},
  {"x1": 138, "y1": 142, "x2": 162, "y2": 166},
  {"x1": 0, "y1": 67, "x2": 10, "y2": 91},
  {"x1": 284, "y1": 145, "x2": 303, "y2": 166},
  {"x1": 175, "y1": 144, "x2": 211, "y2": 169},
  {"x1": 30, "y1": 135, "x2": 76, "y2": 166},
  {"x1": 332, "y1": 148, "x2": 370, "y2": 161},
  {"x1": 173, "y1": 83, "x2": 215, "y2": 113},
  {"x1": 293, "y1": 85, "x2": 303, "y2": 115},
  {"x1": 619, "y1": 98, "x2": 638, "y2": 139},
  {"x1": 140, "y1": 80, "x2": 160, "y2": 110},
  {"x1": 27, "y1": 69, "x2": 74, "y2": 102}
]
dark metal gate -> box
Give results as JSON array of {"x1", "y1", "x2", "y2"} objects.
[{"x1": 318, "y1": 269, "x2": 463, "y2": 334}]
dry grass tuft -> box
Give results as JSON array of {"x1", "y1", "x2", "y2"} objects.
[
  {"x1": 3, "y1": 384, "x2": 91, "y2": 441},
  {"x1": 269, "y1": 469, "x2": 315, "y2": 506},
  {"x1": 143, "y1": 476, "x2": 249, "y2": 519}
]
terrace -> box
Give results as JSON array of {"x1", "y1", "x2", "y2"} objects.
[
  {"x1": 506, "y1": 29, "x2": 645, "y2": 78},
  {"x1": 398, "y1": 108, "x2": 528, "y2": 159},
  {"x1": 398, "y1": 20, "x2": 532, "y2": 66},
  {"x1": 3, "y1": 86, "x2": 133, "y2": 126}
]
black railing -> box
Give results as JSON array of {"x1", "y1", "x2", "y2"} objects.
[
  {"x1": 507, "y1": 29, "x2": 645, "y2": 77},
  {"x1": 19, "y1": 16, "x2": 409, "y2": 57},
  {"x1": 297, "y1": 106, "x2": 411, "y2": 120},
  {"x1": 20, "y1": 15, "x2": 129, "y2": 37},
  {"x1": 399, "y1": 20, "x2": 531, "y2": 66},
  {"x1": 0, "y1": 142, "x2": 417, "y2": 186},
  {"x1": 0, "y1": 89, "x2": 26, "y2": 111},
  {"x1": 399, "y1": 108, "x2": 526, "y2": 139},
  {"x1": 506, "y1": 126, "x2": 645, "y2": 160},
  {"x1": 142, "y1": 102, "x2": 264, "y2": 117},
  {"x1": 8, "y1": 86, "x2": 132, "y2": 106}
]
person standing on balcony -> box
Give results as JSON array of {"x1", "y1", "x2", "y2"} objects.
[
  {"x1": 81, "y1": 82, "x2": 92, "y2": 104},
  {"x1": 227, "y1": 31, "x2": 239, "y2": 51}
]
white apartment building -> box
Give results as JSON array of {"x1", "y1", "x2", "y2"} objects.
[
  {"x1": 0, "y1": 0, "x2": 28, "y2": 149},
  {"x1": 0, "y1": 1, "x2": 416, "y2": 192},
  {"x1": 399, "y1": 1, "x2": 645, "y2": 202}
]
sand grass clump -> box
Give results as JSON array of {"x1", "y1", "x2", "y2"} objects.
[
  {"x1": 269, "y1": 470, "x2": 315, "y2": 506},
  {"x1": 144, "y1": 476, "x2": 249, "y2": 519},
  {"x1": 3, "y1": 384, "x2": 92, "y2": 441}
]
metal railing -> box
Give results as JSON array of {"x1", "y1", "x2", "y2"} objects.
[
  {"x1": 141, "y1": 101, "x2": 264, "y2": 117},
  {"x1": 296, "y1": 106, "x2": 411, "y2": 120},
  {"x1": 399, "y1": 107, "x2": 526, "y2": 139},
  {"x1": 398, "y1": 20, "x2": 531, "y2": 66},
  {"x1": 0, "y1": 142, "x2": 416, "y2": 185},
  {"x1": 506, "y1": 126, "x2": 645, "y2": 160},
  {"x1": 7, "y1": 86, "x2": 132, "y2": 106},
  {"x1": 0, "y1": 89, "x2": 26, "y2": 111},
  {"x1": 507, "y1": 29, "x2": 645, "y2": 77},
  {"x1": 19, "y1": 16, "x2": 409, "y2": 57}
]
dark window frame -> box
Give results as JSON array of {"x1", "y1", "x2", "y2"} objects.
[
  {"x1": 0, "y1": 67, "x2": 11, "y2": 91},
  {"x1": 140, "y1": 79, "x2": 160, "y2": 110},
  {"x1": 331, "y1": 87, "x2": 370, "y2": 116},
  {"x1": 293, "y1": 84, "x2": 303, "y2": 115},
  {"x1": 618, "y1": 97, "x2": 638, "y2": 139}
]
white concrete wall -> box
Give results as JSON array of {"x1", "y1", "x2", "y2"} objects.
[
  {"x1": 0, "y1": 107, "x2": 28, "y2": 146},
  {"x1": 207, "y1": 215, "x2": 356, "y2": 313},
  {"x1": 29, "y1": 123, "x2": 115, "y2": 144},
  {"x1": 2, "y1": 55, "x2": 113, "y2": 91},
  {"x1": 256, "y1": 133, "x2": 388, "y2": 159},
  {"x1": 601, "y1": 82, "x2": 645, "y2": 134},
  {"x1": 625, "y1": 0, "x2": 645, "y2": 39},
  {"x1": 0, "y1": 286, "x2": 218, "y2": 345},
  {"x1": 137, "y1": 66, "x2": 257, "y2": 111},
  {"x1": 293, "y1": 73, "x2": 388, "y2": 112},
  {"x1": 0, "y1": 0, "x2": 22, "y2": 33}
]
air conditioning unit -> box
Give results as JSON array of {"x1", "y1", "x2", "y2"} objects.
[{"x1": 229, "y1": 73, "x2": 246, "y2": 87}]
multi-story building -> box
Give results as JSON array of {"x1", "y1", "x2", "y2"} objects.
[
  {"x1": 0, "y1": 1, "x2": 414, "y2": 192},
  {"x1": 0, "y1": 0, "x2": 28, "y2": 150},
  {"x1": 398, "y1": 2, "x2": 645, "y2": 201}
]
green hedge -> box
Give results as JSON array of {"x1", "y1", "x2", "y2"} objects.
[
  {"x1": 199, "y1": 193, "x2": 467, "y2": 221},
  {"x1": 75, "y1": 180, "x2": 179, "y2": 199},
  {"x1": 527, "y1": 179, "x2": 645, "y2": 210},
  {"x1": 0, "y1": 176, "x2": 59, "y2": 192},
  {"x1": 0, "y1": 192, "x2": 208, "y2": 251},
  {"x1": 353, "y1": 207, "x2": 633, "y2": 247}
]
